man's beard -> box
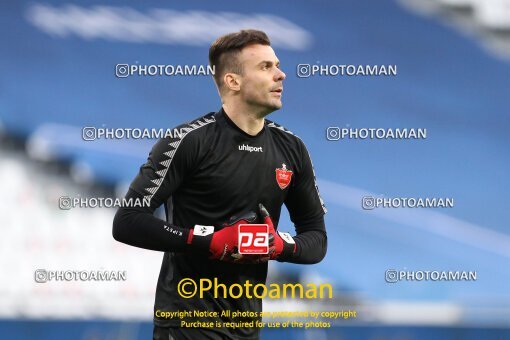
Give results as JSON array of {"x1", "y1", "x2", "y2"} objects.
[{"x1": 245, "y1": 94, "x2": 282, "y2": 116}]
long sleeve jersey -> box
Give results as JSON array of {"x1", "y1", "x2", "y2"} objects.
[{"x1": 113, "y1": 108, "x2": 327, "y2": 339}]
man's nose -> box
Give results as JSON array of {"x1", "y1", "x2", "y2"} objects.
[{"x1": 275, "y1": 68, "x2": 286, "y2": 81}]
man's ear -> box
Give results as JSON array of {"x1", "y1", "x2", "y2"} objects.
[{"x1": 223, "y1": 72, "x2": 241, "y2": 92}]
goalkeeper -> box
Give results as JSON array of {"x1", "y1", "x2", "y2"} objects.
[{"x1": 113, "y1": 29, "x2": 327, "y2": 340}]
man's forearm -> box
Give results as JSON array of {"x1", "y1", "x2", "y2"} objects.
[
  {"x1": 112, "y1": 189, "x2": 190, "y2": 252},
  {"x1": 113, "y1": 206, "x2": 190, "y2": 252},
  {"x1": 278, "y1": 230, "x2": 327, "y2": 264}
]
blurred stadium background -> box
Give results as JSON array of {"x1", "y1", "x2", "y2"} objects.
[{"x1": 1, "y1": 0, "x2": 510, "y2": 339}]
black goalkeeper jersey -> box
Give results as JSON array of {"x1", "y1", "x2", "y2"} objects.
[{"x1": 113, "y1": 108, "x2": 327, "y2": 339}]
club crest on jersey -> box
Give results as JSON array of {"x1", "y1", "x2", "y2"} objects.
[{"x1": 275, "y1": 163, "x2": 293, "y2": 189}]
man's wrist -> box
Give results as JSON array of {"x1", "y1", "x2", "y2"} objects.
[
  {"x1": 187, "y1": 225, "x2": 215, "y2": 249},
  {"x1": 276, "y1": 231, "x2": 296, "y2": 261}
]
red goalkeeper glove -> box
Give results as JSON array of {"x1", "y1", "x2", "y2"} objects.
[
  {"x1": 259, "y1": 204, "x2": 296, "y2": 260},
  {"x1": 187, "y1": 211, "x2": 269, "y2": 263}
]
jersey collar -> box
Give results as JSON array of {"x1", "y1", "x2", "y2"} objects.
[{"x1": 218, "y1": 107, "x2": 266, "y2": 139}]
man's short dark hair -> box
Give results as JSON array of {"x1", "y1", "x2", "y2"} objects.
[{"x1": 209, "y1": 29, "x2": 271, "y2": 90}]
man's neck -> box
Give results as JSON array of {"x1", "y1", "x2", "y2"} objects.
[{"x1": 222, "y1": 103, "x2": 268, "y2": 136}]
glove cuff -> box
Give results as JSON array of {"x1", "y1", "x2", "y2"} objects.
[
  {"x1": 187, "y1": 225, "x2": 215, "y2": 249},
  {"x1": 277, "y1": 231, "x2": 296, "y2": 261}
]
